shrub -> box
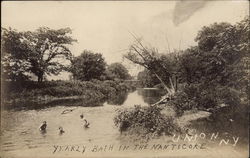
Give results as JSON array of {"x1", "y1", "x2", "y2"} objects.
[
  {"x1": 169, "y1": 83, "x2": 242, "y2": 116},
  {"x1": 216, "y1": 87, "x2": 241, "y2": 107},
  {"x1": 169, "y1": 91, "x2": 198, "y2": 116},
  {"x1": 114, "y1": 105, "x2": 180, "y2": 138}
]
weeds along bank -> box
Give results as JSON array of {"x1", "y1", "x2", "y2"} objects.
[{"x1": 2, "y1": 80, "x2": 136, "y2": 107}]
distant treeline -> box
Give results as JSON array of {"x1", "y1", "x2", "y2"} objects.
[{"x1": 2, "y1": 80, "x2": 136, "y2": 108}]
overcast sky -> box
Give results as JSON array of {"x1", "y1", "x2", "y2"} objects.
[{"x1": 2, "y1": 1, "x2": 249, "y2": 80}]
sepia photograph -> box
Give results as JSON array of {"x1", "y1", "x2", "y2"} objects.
[{"x1": 1, "y1": 1, "x2": 249, "y2": 158}]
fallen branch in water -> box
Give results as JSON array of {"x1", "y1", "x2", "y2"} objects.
[
  {"x1": 151, "y1": 94, "x2": 171, "y2": 106},
  {"x1": 61, "y1": 108, "x2": 78, "y2": 114}
]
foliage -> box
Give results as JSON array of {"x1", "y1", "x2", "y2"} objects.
[
  {"x1": 106, "y1": 92, "x2": 128, "y2": 105},
  {"x1": 178, "y1": 47, "x2": 202, "y2": 84},
  {"x1": 3, "y1": 80, "x2": 134, "y2": 105},
  {"x1": 192, "y1": 17, "x2": 249, "y2": 89},
  {"x1": 124, "y1": 39, "x2": 178, "y2": 94},
  {"x1": 195, "y1": 22, "x2": 233, "y2": 52},
  {"x1": 171, "y1": 17, "x2": 249, "y2": 116},
  {"x1": 137, "y1": 69, "x2": 160, "y2": 87},
  {"x1": 1, "y1": 27, "x2": 76, "y2": 82},
  {"x1": 169, "y1": 84, "x2": 213, "y2": 116},
  {"x1": 70, "y1": 50, "x2": 107, "y2": 81},
  {"x1": 169, "y1": 84, "x2": 241, "y2": 116},
  {"x1": 1, "y1": 54, "x2": 31, "y2": 81},
  {"x1": 114, "y1": 105, "x2": 180, "y2": 137},
  {"x1": 115, "y1": 18, "x2": 249, "y2": 139},
  {"x1": 105, "y1": 63, "x2": 131, "y2": 80}
]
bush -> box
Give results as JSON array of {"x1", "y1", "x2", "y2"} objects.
[
  {"x1": 169, "y1": 91, "x2": 198, "y2": 116},
  {"x1": 168, "y1": 84, "x2": 241, "y2": 116},
  {"x1": 114, "y1": 105, "x2": 180, "y2": 138},
  {"x1": 216, "y1": 87, "x2": 241, "y2": 107}
]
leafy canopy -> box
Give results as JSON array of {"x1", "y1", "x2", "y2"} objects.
[
  {"x1": 106, "y1": 63, "x2": 131, "y2": 80},
  {"x1": 1, "y1": 27, "x2": 76, "y2": 82},
  {"x1": 70, "y1": 50, "x2": 107, "y2": 81},
  {"x1": 182, "y1": 17, "x2": 249, "y2": 89}
]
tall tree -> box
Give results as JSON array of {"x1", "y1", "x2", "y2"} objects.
[
  {"x1": 70, "y1": 50, "x2": 106, "y2": 81},
  {"x1": 106, "y1": 63, "x2": 131, "y2": 80},
  {"x1": 2, "y1": 27, "x2": 76, "y2": 82},
  {"x1": 193, "y1": 17, "x2": 249, "y2": 89}
]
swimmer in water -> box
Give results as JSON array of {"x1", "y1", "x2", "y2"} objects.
[
  {"x1": 39, "y1": 121, "x2": 47, "y2": 131},
  {"x1": 80, "y1": 113, "x2": 90, "y2": 128},
  {"x1": 58, "y1": 126, "x2": 65, "y2": 134},
  {"x1": 84, "y1": 119, "x2": 90, "y2": 128},
  {"x1": 80, "y1": 113, "x2": 84, "y2": 119}
]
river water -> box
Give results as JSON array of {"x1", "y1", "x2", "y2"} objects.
[{"x1": 1, "y1": 89, "x2": 248, "y2": 157}]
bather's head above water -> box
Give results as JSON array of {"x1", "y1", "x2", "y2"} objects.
[
  {"x1": 58, "y1": 126, "x2": 65, "y2": 134},
  {"x1": 80, "y1": 114, "x2": 84, "y2": 119},
  {"x1": 40, "y1": 121, "x2": 47, "y2": 131}
]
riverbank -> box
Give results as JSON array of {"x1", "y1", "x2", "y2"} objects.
[
  {"x1": 114, "y1": 95, "x2": 249, "y2": 142},
  {"x1": 2, "y1": 80, "x2": 136, "y2": 109}
]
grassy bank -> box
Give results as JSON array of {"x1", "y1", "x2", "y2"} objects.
[{"x1": 2, "y1": 80, "x2": 136, "y2": 108}]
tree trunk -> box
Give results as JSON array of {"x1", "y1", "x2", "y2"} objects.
[
  {"x1": 153, "y1": 72, "x2": 172, "y2": 94},
  {"x1": 37, "y1": 73, "x2": 44, "y2": 82}
]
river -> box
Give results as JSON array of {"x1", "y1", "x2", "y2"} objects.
[{"x1": 1, "y1": 89, "x2": 248, "y2": 158}]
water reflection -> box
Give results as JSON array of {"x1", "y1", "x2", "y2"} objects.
[
  {"x1": 106, "y1": 89, "x2": 165, "y2": 106},
  {"x1": 4, "y1": 97, "x2": 107, "y2": 111},
  {"x1": 4, "y1": 88, "x2": 166, "y2": 111},
  {"x1": 137, "y1": 88, "x2": 165, "y2": 105},
  {"x1": 106, "y1": 92, "x2": 129, "y2": 105},
  {"x1": 105, "y1": 89, "x2": 165, "y2": 107}
]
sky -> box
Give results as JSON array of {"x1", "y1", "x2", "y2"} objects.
[{"x1": 2, "y1": 1, "x2": 249, "y2": 80}]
